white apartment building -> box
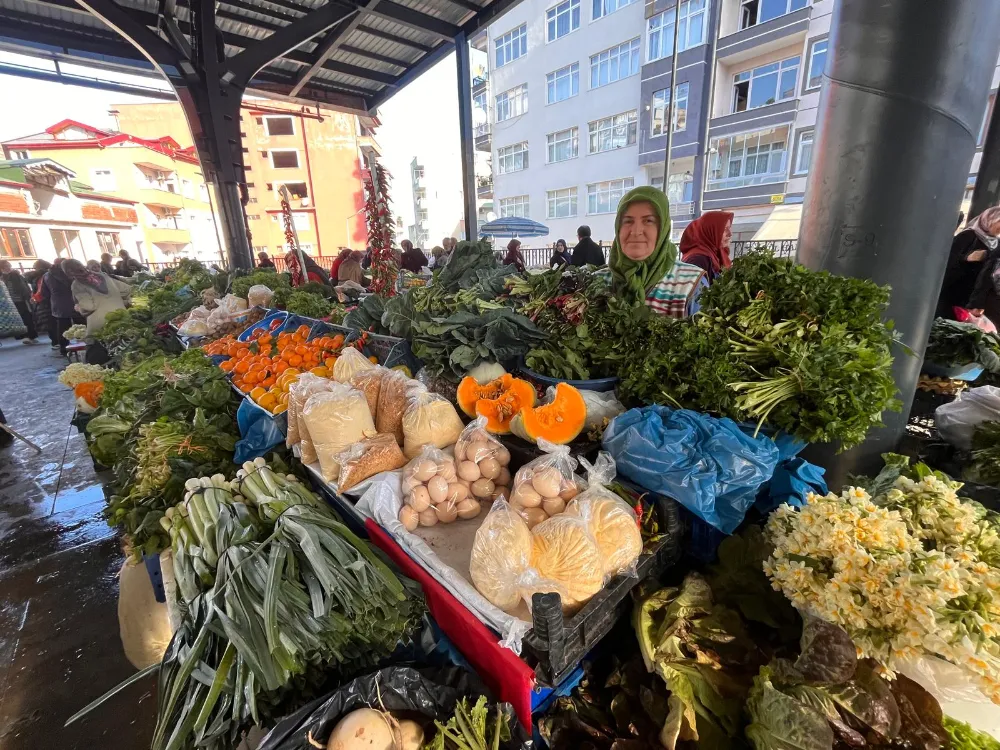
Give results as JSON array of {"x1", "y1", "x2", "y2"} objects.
[{"x1": 407, "y1": 156, "x2": 465, "y2": 248}]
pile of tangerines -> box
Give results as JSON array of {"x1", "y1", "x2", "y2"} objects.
[{"x1": 203, "y1": 323, "x2": 374, "y2": 414}]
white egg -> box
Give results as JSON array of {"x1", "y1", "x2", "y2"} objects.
[
  {"x1": 457, "y1": 460, "x2": 481, "y2": 482},
  {"x1": 559, "y1": 482, "x2": 579, "y2": 502},
  {"x1": 453, "y1": 441, "x2": 466, "y2": 462},
  {"x1": 435, "y1": 502, "x2": 458, "y2": 523},
  {"x1": 495, "y1": 446, "x2": 511, "y2": 466},
  {"x1": 519, "y1": 506, "x2": 548, "y2": 529},
  {"x1": 478, "y1": 457, "x2": 501, "y2": 480},
  {"x1": 497, "y1": 467, "x2": 512, "y2": 486},
  {"x1": 408, "y1": 485, "x2": 431, "y2": 512},
  {"x1": 427, "y1": 475, "x2": 449, "y2": 504},
  {"x1": 418, "y1": 508, "x2": 439, "y2": 526},
  {"x1": 471, "y1": 478, "x2": 495, "y2": 498},
  {"x1": 531, "y1": 467, "x2": 562, "y2": 498},
  {"x1": 401, "y1": 476, "x2": 420, "y2": 495},
  {"x1": 446, "y1": 482, "x2": 469, "y2": 503},
  {"x1": 542, "y1": 496, "x2": 566, "y2": 516},
  {"x1": 412, "y1": 459, "x2": 437, "y2": 482},
  {"x1": 512, "y1": 483, "x2": 542, "y2": 508},
  {"x1": 438, "y1": 461, "x2": 457, "y2": 482},
  {"x1": 399, "y1": 506, "x2": 419, "y2": 531},
  {"x1": 456, "y1": 498, "x2": 482, "y2": 519}
]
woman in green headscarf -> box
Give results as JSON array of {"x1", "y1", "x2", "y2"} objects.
[{"x1": 608, "y1": 186, "x2": 706, "y2": 318}]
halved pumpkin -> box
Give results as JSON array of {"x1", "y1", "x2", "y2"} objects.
[
  {"x1": 474, "y1": 378, "x2": 536, "y2": 434},
  {"x1": 510, "y1": 382, "x2": 587, "y2": 445},
  {"x1": 457, "y1": 373, "x2": 514, "y2": 417}
]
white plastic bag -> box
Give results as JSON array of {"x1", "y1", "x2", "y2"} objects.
[
  {"x1": 247, "y1": 284, "x2": 274, "y2": 308},
  {"x1": 469, "y1": 498, "x2": 533, "y2": 612},
  {"x1": 509, "y1": 439, "x2": 581, "y2": 529},
  {"x1": 177, "y1": 318, "x2": 210, "y2": 337},
  {"x1": 454, "y1": 417, "x2": 513, "y2": 503},
  {"x1": 333, "y1": 346, "x2": 375, "y2": 383},
  {"x1": 401, "y1": 387, "x2": 464, "y2": 459},
  {"x1": 206, "y1": 293, "x2": 249, "y2": 332},
  {"x1": 301, "y1": 385, "x2": 376, "y2": 481},
  {"x1": 544, "y1": 386, "x2": 625, "y2": 434},
  {"x1": 527, "y1": 513, "x2": 605, "y2": 613},
  {"x1": 935, "y1": 386, "x2": 1000, "y2": 449}
]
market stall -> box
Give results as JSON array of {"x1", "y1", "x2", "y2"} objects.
[{"x1": 63, "y1": 249, "x2": 1000, "y2": 749}]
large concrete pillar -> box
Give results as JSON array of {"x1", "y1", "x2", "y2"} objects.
[{"x1": 797, "y1": 0, "x2": 1000, "y2": 485}]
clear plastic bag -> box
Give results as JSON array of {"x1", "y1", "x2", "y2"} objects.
[
  {"x1": 247, "y1": 284, "x2": 274, "y2": 308},
  {"x1": 332, "y1": 346, "x2": 375, "y2": 383},
  {"x1": 469, "y1": 498, "x2": 533, "y2": 612},
  {"x1": 566, "y1": 452, "x2": 642, "y2": 579},
  {"x1": 510, "y1": 439, "x2": 581, "y2": 528},
  {"x1": 376, "y1": 368, "x2": 412, "y2": 445},
  {"x1": 402, "y1": 387, "x2": 464, "y2": 460},
  {"x1": 301, "y1": 384, "x2": 375, "y2": 480},
  {"x1": 527, "y1": 513, "x2": 605, "y2": 613},
  {"x1": 399, "y1": 445, "x2": 473, "y2": 527},
  {"x1": 935, "y1": 386, "x2": 1000, "y2": 450},
  {"x1": 187, "y1": 305, "x2": 212, "y2": 322},
  {"x1": 454, "y1": 417, "x2": 513, "y2": 503},
  {"x1": 544, "y1": 385, "x2": 625, "y2": 434},
  {"x1": 177, "y1": 318, "x2": 210, "y2": 337},
  {"x1": 286, "y1": 373, "x2": 336, "y2": 451},
  {"x1": 336, "y1": 433, "x2": 406, "y2": 492},
  {"x1": 350, "y1": 365, "x2": 387, "y2": 420}
]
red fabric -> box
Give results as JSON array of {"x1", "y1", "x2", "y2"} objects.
[
  {"x1": 330, "y1": 257, "x2": 346, "y2": 281},
  {"x1": 364, "y1": 519, "x2": 536, "y2": 728},
  {"x1": 679, "y1": 211, "x2": 734, "y2": 274}
]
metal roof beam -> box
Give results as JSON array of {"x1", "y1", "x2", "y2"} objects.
[
  {"x1": 289, "y1": 0, "x2": 378, "y2": 96},
  {"x1": 368, "y1": 38, "x2": 452, "y2": 110},
  {"x1": 339, "y1": 44, "x2": 407, "y2": 68},
  {"x1": 437, "y1": 0, "x2": 482, "y2": 14},
  {"x1": 359, "y1": 1, "x2": 459, "y2": 43},
  {"x1": 355, "y1": 23, "x2": 432, "y2": 53},
  {"x1": 72, "y1": 0, "x2": 182, "y2": 70}
]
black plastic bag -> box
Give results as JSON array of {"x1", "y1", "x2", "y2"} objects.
[{"x1": 258, "y1": 666, "x2": 531, "y2": 750}]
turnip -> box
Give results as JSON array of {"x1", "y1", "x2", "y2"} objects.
[{"x1": 321, "y1": 708, "x2": 423, "y2": 750}]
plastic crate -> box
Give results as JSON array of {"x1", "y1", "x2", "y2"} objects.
[
  {"x1": 363, "y1": 332, "x2": 422, "y2": 373},
  {"x1": 143, "y1": 552, "x2": 166, "y2": 603},
  {"x1": 520, "y1": 489, "x2": 683, "y2": 686},
  {"x1": 237, "y1": 309, "x2": 289, "y2": 341},
  {"x1": 516, "y1": 362, "x2": 619, "y2": 393}
]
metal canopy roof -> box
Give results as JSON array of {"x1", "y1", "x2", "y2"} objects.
[{"x1": 0, "y1": 0, "x2": 515, "y2": 115}]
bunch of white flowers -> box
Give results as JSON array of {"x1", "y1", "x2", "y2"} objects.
[{"x1": 765, "y1": 486, "x2": 1000, "y2": 703}]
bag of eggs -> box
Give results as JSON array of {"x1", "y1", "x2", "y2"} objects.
[
  {"x1": 397, "y1": 445, "x2": 481, "y2": 531},
  {"x1": 509, "y1": 439, "x2": 581, "y2": 529},
  {"x1": 454, "y1": 417, "x2": 513, "y2": 504}
]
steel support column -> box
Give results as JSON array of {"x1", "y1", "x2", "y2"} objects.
[
  {"x1": 797, "y1": 0, "x2": 1000, "y2": 485},
  {"x1": 455, "y1": 31, "x2": 477, "y2": 240},
  {"x1": 972, "y1": 96, "x2": 1000, "y2": 219}
]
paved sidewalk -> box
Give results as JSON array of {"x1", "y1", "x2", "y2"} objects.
[{"x1": 0, "y1": 340, "x2": 155, "y2": 749}]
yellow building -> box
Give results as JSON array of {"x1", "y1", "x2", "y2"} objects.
[
  {"x1": 1, "y1": 119, "x2": 223, "y2": 265},
  {"x1": 112, "y1": 100, "x2": 380, "y2": 260}
]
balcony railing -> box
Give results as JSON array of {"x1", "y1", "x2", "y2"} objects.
[
  {"x1": 731, "y1": 239, "x2": 797, "y2": 260},
  {"x1": 472, "y1": 74, "x2": 489, "y2": 89},
  {"x1": 474, "y1": 123, "x2": 491, "y2": 137}
]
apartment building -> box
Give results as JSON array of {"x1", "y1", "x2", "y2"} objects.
[
  {"x1": 407, "y1": 156, "x2": 465, "y2": 247},
  {"x1": 0, "y1": 157, "x2": 141, "y2": 267},
  {"x1": 114, "y1": 101, "x2": 379, "y2": 259},
  {"x1": 2, "y1": 119, "x2": 220, "y2": 264}
]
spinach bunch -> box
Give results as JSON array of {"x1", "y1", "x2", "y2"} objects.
[{"x1": 925, "y1": 317, "x2": 1000, "y2": 372}]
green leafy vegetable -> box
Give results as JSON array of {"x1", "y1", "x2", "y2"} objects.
[
  {"x1": 943, "y1": 715, "x2": 1000, "y2": 750},
  {"x1": 745, "y1": 667, "x2": 834, "y2": 750},
  {"x1": 925, "y1": 317, "x2": 1000, "y2": 372}
]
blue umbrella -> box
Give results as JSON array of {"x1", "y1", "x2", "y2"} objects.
[{"x1": 479, "y1": 216, "x2": 550, "y2": 238}]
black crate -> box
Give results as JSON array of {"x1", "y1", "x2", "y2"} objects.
[{"x1": 521, "y1": 489, "x2": 683, "y2": 686}]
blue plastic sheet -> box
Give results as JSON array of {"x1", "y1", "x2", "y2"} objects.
[
  {"x1": 602, "y1": 406, "x2": 780, "y2": 534},
  {"x1": 234, "y1": 398, "x2": 285, "y2": 463},
  {"x1": 757, "y1": 457, "x2": 828, "y2": 515}
]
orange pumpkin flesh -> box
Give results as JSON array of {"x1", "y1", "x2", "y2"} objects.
[
  {"x1": 474, "y1": 378, "x2": 536, "y2": 434},
  {"x1": 457, "y1": 373, "x2": 514, "y2": 417},
  {"x1": 510, "y1": 382, "x2": 587, "y2": 444}
]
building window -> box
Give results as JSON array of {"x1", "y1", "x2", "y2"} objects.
[
  {"x1": 473, "y1": 91, "x2": 488, "y2": 115},
  {"x1": 499, "y1": 195, "x2": 530, "y2": 218},
  {"x1": 495, "y1": 24, "x2": 527, "y2": 68},
  {"x1": 270, "y1": 149, "x2": 300, "y2": 168},
  {"x1": 181, "y1": 179, "x2": 194, "y2": 198},
  {"x1": 495, "y1": 84, "x2": 528, "y2": 122},
  {"x1": 546, "y1": 0, "x2": 580, "y2": 42},
  {"x1": 732, "y1": 56, "x2": 800, "y2": 112},
  {"x1": 0, "y1": 228, "x2": 35, "y2": 259},
  {"x1": 546, "y1": 187, "x2": 578, "y2": 219},
  {"x1": 248, "y1": 197, "x2": 258, "y2": 204},
  {"x1": 96, "y1": 232, "x2": 123, "y2": 255},
  {"x1": 276, "y1": 182, "x2": 309, "y2": 200},
  {"x1": 546, "y1": 128, "x2": 579, "y2": 163},
  {"x1": 292, "y1": 212, "x2": 311, "y2": 232},
  {"x1": 650, "y1": 83, "x2": 690, "y2": 136},
  {"x1": 792, "y1": 129, "x2": 814, "y2": 175},
  {"x1": 546, "y1": 63, "x2": 579, "y2": 104},
  {"x1": 707, "y1": 125, "x2": 790, "y2": 190},
  {"x1": 648, "y1": 0, "x2": 708, "y2": 61},
  {"x1": 592, "y1": 0, "x2": 635, "y2": 21},
  {"x1": 590, "y1": 38, "x2": 640, "y2": 89},
  {"x1": 264, "y1": 116, "x2": 295, "y2": 136},
  {"x1": 254, "y1": 245, "x2": 268, "y2": 254},
  {"x1": 805, "y1": 38, "x2": 828, "y2": 91},
  {"x1": 413, "y1": 165, "x2": 425, "y2": 179},
  {"x1": 740, "y1": 0, "x2": 807, "y2": 29},
  {"x1": 497, "y1": 142, "x2": 529, "y2": 174},
  {"x1": 588, "y1": 111, "x2": 638, "y2": 153},
  {"x1": 49, "y1": 229, "x2": 82, "y2": 259},
  {"x1": 90, "y1": 168, "x2": 116, "y2": 192},
  {"x1": 9, "y1": 150, "x2": 29, "y2": 160},
  {"x1": 587, "y1": 178, "x2": 634, "y2": 214}
]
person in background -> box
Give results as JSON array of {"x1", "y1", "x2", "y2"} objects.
[
  {"x1": 257, "y1": 251, "x2": 276, "y2": 269},
  {"x1": 329, "y1": 247, "x2": 351, "y2": 281},
  {"x1": 286, "y1": 248, "x2": 330, "y2": 285},
  {"x1": 42, "y1": 259, "x2": 76, "y2": 356},
  {"x1": 549, "y1": 239, "x2": 572, "y2": 269},
  {"x1": 679, "y1": 210, "x2": 735, "y2": 283},
  {"x1": 956, "y1": 207, "x2": 1000, "y2": 323},
  {"x1": 400, "y1": 239, "x2": 428, "y2": 273},
  {"x1": 571, "y1": 225, "x2": 606, "y2": 267},
  {"x1": 86, "y1": 259, "x2": 102, "y2": 273},
  {"x1": 0, "y1": 260, "x2": 38, "y2": 344},
  {"x1": 62, "y1": 258, "x2": 132, "y2": 363},
  {"x1": 115, "y1": 249, "x2": 144, "y2": 277},
  {"x1": 427, "y1": 246, "x2": 445, "y2": 269},
  {"x1": 337, "y1": 250, "x2": 368, "y2": 287},
  {"x1": 607, "y1": 186, "x2": 705, "y2": 318},
  {"x1": 26, "y1": 259, "x2": 52, "y2": 347},
  {"x1": 503, "y1": 239, "x2": 526, "y2": 273},
  {"x1": 99, "y1": 253, "x2": 116, "y2": 276}
]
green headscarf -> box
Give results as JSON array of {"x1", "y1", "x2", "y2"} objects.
[{"x1": 608, "y1": 186, "x2": 676, "y2": 305}]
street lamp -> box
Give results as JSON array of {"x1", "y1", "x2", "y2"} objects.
[{"x1": 345, "y1": 206, "x2": 366, "y2": 248}]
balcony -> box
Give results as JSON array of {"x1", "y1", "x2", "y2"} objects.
[
  {"x1": 670, "y1": 201, "x2": 694, "y2": 218},
  {"x1": 146, "y1": 226, "x2": 191, "y2": 244},
  {"x1": 139, "y1": 187, "x2": 184, "y2": 209},
  {"x1": 472, "y1": 73, "x2": 489, "y2": 94},
  {"x1": 709, "y1": 100, "x2": 797, "y2": 137},
  {"x1": 359, "y1": 132, "x2": 382, "y2": 158},
  {"x1": 475, "y1": 123, "x2": 491, "y2": 153},
  {"x1": 717, "y1": 5, "x2": 810, "y2": 63},
  {"x1": 477, "y1": 176, "x2": 493, "y2": 199}
]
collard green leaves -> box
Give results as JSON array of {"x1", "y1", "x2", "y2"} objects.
[{"x1": 746, "y1": 669, "x2": 835, "y2": 750}]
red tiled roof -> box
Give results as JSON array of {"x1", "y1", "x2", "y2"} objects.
[{"x1": 4, "y1": 121, "x2": 200, "y2": 165}]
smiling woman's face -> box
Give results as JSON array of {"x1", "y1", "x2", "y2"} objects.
[{"x1": 619, "y1": 201, "x2": 660, "y2": 261}]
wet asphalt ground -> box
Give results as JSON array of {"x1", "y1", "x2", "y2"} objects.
[{"x1": 0, "y1": 340, "x2": 155, "y2": 749}]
